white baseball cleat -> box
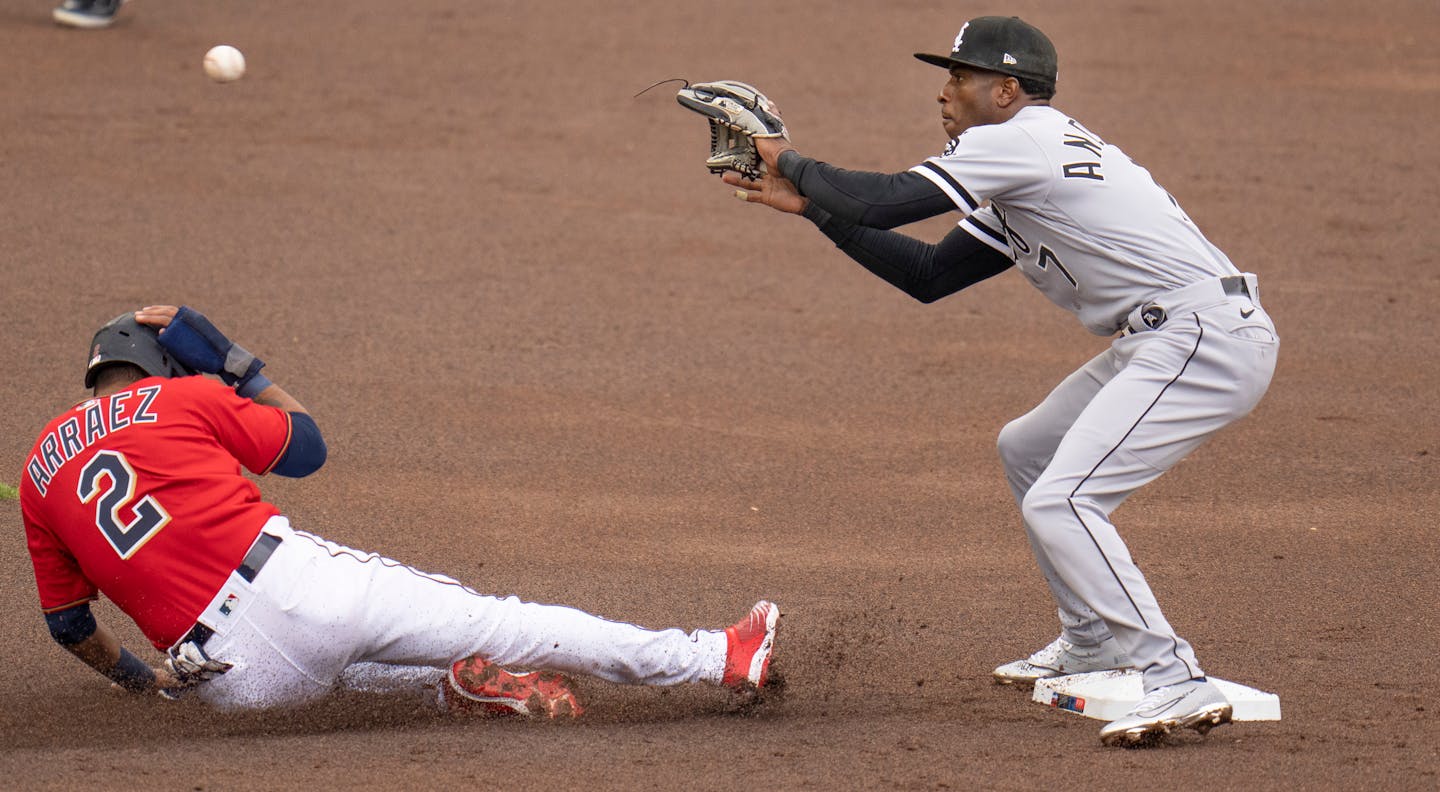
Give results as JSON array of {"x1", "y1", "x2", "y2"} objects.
[
  {"x1": 992, "y1": 635, "x2": 1132, "y2": 686},
  {"x1": 1099, "y1": 678, "x2": 1232, "y2": 747}
]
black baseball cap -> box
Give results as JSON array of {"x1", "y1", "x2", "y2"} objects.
[{"x1": 914, "y1": 16, "x2": 1057, "y2": 89}]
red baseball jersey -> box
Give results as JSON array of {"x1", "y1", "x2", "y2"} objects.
[{"x1": 21, "y1": 375, "x2": 293, "y2": 649}]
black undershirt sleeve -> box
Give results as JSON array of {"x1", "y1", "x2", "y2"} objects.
[
  {"x1": 802, "y1": 203, "x2": 1014, "y2": 303},
  {"x1": 777, "y1": 151, "x2": 1014, "y2": 302},
  {"x1": 778, "y1": 150, "x2": 954, "y2": 229}
]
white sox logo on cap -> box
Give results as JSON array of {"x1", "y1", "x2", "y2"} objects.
[{"x1": 954, "y1": 21, "x2": 970, "y2": 49}]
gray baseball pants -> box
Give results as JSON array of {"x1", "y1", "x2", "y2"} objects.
[{"x1": 996, "y1": 275, "x2": 1277, "y2": 690}]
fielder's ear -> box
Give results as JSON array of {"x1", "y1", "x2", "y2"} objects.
[{"x1": 994, "y1": 75, "x2": 1022, "y2": 107}]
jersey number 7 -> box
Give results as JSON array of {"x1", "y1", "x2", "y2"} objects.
[{"x1": 77, "y1": 450, "x2": 172, "y2": 559}]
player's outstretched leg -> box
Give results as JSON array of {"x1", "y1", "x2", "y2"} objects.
[{"x1": 436, "y1": 600, "x2": 778, "y2": 719}]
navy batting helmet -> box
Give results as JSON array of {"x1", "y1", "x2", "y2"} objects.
[{"x1": 84, "y1": 313, "x2": 196, "y2": 388}]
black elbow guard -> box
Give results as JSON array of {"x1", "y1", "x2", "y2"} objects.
[{"x1": 46, "y1": 604, "x2": 98, "y2": 646}]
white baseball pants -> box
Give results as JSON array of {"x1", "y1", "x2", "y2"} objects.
[{"x1": 184, "y1": 517, "x2": 728, "y2": 710}]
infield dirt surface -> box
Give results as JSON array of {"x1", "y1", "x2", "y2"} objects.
[{"x1": 2, "y1": 1, "x2": 1437, "y2": 789}]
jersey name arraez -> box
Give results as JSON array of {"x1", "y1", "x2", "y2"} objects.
[
  {"x1": 25, "y1": 385, "x2": 163, "y2": 497},
  {"x1": 910, "y1": 105, "x2": 1239, "y2": 335}
]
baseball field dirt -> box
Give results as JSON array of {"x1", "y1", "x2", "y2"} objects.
[{"x1": 2, "y1": 1, "x2": 1437, "y2": 789}]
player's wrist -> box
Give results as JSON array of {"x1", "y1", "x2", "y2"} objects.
[
  {"x1": 105, "y1": 647, "x2": 157, "y2": 693},
  {"x1": 801, "y1": 200, "x2": 831, "y2": 227},
  {"x1": 229, "y1": 353, "x2": 270, "y2": 399},
  {"x1": 236, "y1": 371, "x2": 273, "y2": 400},
  {"x1": 758, "y1": 138, "x2": 795, "y2": 169}
]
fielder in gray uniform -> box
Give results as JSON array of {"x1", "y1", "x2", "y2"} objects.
[{"x1": 714, "y1": 15, "x2": 1278, "y2": 746}]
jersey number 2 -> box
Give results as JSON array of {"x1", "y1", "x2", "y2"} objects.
[{"x1": 77, "y1": 450, "x2": 172, "y2": 559}]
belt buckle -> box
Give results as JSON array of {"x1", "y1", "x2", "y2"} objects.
[{"x1": 1140, "y1": 305, "x2": 1167, "y2": 330}]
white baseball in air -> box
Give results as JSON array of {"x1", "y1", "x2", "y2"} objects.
[{"x1": 203, "y1": 45, "x2": 246, "y2": 83}]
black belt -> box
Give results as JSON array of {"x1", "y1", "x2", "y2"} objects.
[
  {"x1": 1123, "y1": 275, "x2": 1255, "y2": 336},
  {"x1": 176, "y1": 532, "x2": 282, "y2": 647},
  {"x1": 236, "y1": 532, "x2": 281, "y2": 582}
]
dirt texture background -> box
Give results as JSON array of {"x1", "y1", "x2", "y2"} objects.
[{"x1": 2, "y1": 1, "x2": 1437, "y2": 789}]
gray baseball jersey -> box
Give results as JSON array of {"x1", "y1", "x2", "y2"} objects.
[{"x1": 912, "y1": 105, "x2": 1239, "y2": 336}]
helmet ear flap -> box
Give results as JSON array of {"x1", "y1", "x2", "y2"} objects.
[{"x1": 84, "y1": 314, "x2": 196, "y2": 388}]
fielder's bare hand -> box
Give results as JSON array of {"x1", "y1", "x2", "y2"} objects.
[
  {"x1": 724, "y1": 135, "x2": 806, "y2": 213},
  {"x1": 723, "y1": 169, "x2": 807, "y2": 214}
]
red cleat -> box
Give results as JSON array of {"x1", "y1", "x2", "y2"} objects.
[
  {"x1": 444, "y1": 656, "x2": 583, "y2": 719},
  {"x1": 721, "y1": 600, "x2": 780, "y2": 691}
]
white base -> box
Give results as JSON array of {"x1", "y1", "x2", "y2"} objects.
[{"x1": 1032, "y1": 670, "x2": 1281, "y2": 721}]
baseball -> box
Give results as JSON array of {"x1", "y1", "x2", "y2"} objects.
[{"x1": 203, "y1": 45, "x2": 246, "y2": 83}]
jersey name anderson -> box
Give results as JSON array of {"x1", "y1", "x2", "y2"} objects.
[
  {"x1": 25, "y1": 385, "x2": 162, "y2": 497},
  {"x1": 910, "y1": 105, "x2": 1238, "y2": 335}
]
